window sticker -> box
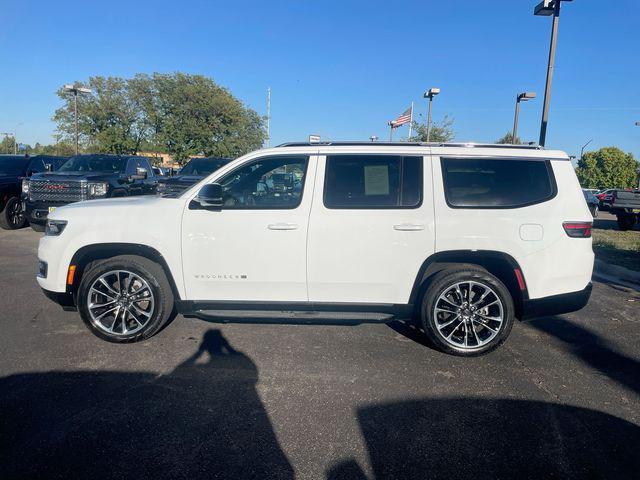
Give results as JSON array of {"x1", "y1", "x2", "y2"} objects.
[{"x1": 364, "y1": 165, "x2": 389, "y2": 195}]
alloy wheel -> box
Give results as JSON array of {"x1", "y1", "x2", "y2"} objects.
[
  {"x1": 433, "y1": 280, "x2": 504, "y2": 350},
  {"x1": 87, "y1": 270, "x2": 155, "y2": 336}
]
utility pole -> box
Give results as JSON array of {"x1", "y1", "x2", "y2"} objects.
[{"x1": 266, "y1": 87, "x2": 271, "y2": 147}]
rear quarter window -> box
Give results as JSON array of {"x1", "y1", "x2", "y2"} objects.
[{"x1": 441, "y1": 157, "x2": 557, "y2": 209}]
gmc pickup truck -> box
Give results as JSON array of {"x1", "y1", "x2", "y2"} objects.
[{"x1": 610, "y1": 189, "x2": 640, "y2": 230}]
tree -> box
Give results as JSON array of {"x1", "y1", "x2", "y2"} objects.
[
  {"x1": 496, "y1": 132, "x2": 522, "y2": 145},
  {"x1": 408, "y1": 115, "x2": 455, "y2": 143},
  {"x1": 53, "y1": 77, "x2": 147, "y2": 155},
  {"x1": 53, "y1": 73, "x2": 266, "y2": 163},
  {"x1": 130, "y1": 73, "x2": 265, "y2": 163},
  {"x1": 575, "y1": 147, "x2": 639, "y2": 189}
]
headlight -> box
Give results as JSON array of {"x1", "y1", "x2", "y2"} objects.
[
  {"x1": 22, "y1": 179, "x2": 30, "y2": 194},
  {"x1": 45, "y1": 219, "x2": 67, "y2": 236},
  {"x1": 88, "y1": 182, "x2": 108, "y2": 197}
]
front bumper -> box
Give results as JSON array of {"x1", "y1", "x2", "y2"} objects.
[
  {"x1": 41, "y1": 287, "x2": 77, "y2": 311},
  {"x1": 521, "y1": 283, "x2": 592, "y2": 320}
]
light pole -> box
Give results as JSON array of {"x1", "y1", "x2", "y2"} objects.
[
  {"x1": 580, "y1": 138, "x2": 593, "y2": 160},
  {"x1": 512, "y1": 92, "x2": 536, "y2": 142},
  {"x1": 63, "y1": 84, "x2": 92, "y2": 155},
  {"x1": 369, "y1": 135, "x2": 378, "y2": 142},
  {"x1": 266, "y1": 87, "x2": 271, "y2": 147},
  {"x1": 423, "y1": 87, "x2": 440, "y2": 142},
  {"x1": 535, "y1": 0, "x2": 573, "y2": 147}
]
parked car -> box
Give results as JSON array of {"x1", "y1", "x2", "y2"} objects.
[
  {"x1": 609, "y1": 189, "x2": 640, "y2": 230},
  {"x1": 36, "y1": 142, "x2": 593, "y2": 356},
  {"x1": 582, "y1": 189, "x2": 599, "y2": 217},
  {"x1": 157, "y1": 157, "x2": 230, "y2": 196},
  {"x1": 23, "y1": 154, "x2": 158, "y2": 231},
  {"x1": 0, "y1": 154, "x2": 67, "y2": 230},
  {"x1": 596, "y1": 189, "x2": 615, "y2": 210}
]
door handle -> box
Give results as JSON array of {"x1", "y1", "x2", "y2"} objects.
[
  {"x1": 393, "y1": 223, "x2": 425, "y2": 231},
  {"x1": 268, "y1": 223, "x2": 299, "y2": 231}
]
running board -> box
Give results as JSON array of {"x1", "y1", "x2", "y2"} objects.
[{"x1": 193, "y1": 309, "x2": 395, "y2": 325}]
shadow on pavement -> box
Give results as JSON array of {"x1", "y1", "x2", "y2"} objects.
[
  {"x1": 526, "y1": 316, "x2": 640, "y2": 395},
  {"x1": 327, "y1": 398, "x2": 640, "y2": 480},
  {"x1": 0, "y1": 329, "x2": 294, "y2": 480}
]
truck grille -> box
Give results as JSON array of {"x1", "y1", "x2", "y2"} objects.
[{"x1": 29, "y1": 180, "x2": 87, "y2": 203}]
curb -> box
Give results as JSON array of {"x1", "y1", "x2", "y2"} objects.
[{"x1": 594, "y1": 259, "x2": 640, "y2": 287}]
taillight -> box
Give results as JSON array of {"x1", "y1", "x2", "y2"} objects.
[{"x1": 563, "y1": 222, "x2": 592, "y2": 238}]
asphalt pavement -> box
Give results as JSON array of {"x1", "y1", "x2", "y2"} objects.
[{"x1": 1, "y1": 227, "x2": 639, "y2": 480}]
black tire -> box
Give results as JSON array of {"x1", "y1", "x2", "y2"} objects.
[
  {"x1": 30, "y1": 223, "x2": 46, "y2": 232},
  {"x1": 77, "y1": 255, "x2": 175, "y2": 343},
  {"x1": 590, "y1": 205, "x2": 598, "y2": 218},
  {"x1": 617, "y1": 214, "x2": 635, "y2": 231},
  {"x1": 0, "y1": 196, "x2": 27, "y2": 230},
  {"x1": 420, "y1": 266, "x2": 515, "y2": 357}
]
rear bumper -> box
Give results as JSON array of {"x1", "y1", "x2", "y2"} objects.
[{"x1": 521, "y1": 283, "x2": 592, "y2": 320}]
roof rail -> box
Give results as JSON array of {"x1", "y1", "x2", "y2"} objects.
[{"x1": 275, "y1": 141, "x2": 542, "y2": 150}]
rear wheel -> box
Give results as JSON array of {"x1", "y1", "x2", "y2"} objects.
[
  {"x1": 420, "y1": 267, "x2": 515, "y2": 356},
  {"x1": 0, "y1": 196, "x2": 27, "y2": 230},
  {"x1": 617, "y1": 213, "x2": 636, "y2": 231},
  {"x1": 77, "y1": 255, "x2": 174, "y2": 343}
]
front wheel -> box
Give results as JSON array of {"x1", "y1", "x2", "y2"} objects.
[
  {"x1": 420, "y1": 267, "x2": 515, "y2": 356},
  {"x1": 0, "y1": 196, "x2": 27, "y2": 230},
  {"x1": 77, "y1": 255, "x2": 175, "y2": 343}
]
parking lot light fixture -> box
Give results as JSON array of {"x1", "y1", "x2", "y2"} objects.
[
  {"x1": 63, "y1": 83, "x2": 93, "y2": 155},
  {"x1": 512, "y1": 92, "x2": 536, "y2": 142},
  {"x1": 369, "y1": 135, "x2": 378, "y2": 142},
  {"x1": 423, "y1": 87, "x2": 440, "y2": 142},
  {"x1": 535, "y1": 0, "x2": 573, "y2": 147}
]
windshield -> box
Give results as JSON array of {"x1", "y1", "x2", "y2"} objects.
[
  {"x1": 58, "y1": 155, "x2": 128, "y2": 173},
  {"x1": 0, "y1": 156, "x2": 29, "y2": 176},
  {"x1": 179, "y1": 158, "x2": 229, "y2": 176}
]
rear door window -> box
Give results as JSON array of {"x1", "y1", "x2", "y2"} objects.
[
  {"x1": 324, "y1": 155, "x2": 423, "y2": 209},
  {"x1": 441, "y1": 157, "x2": 556, "y2": 208}
]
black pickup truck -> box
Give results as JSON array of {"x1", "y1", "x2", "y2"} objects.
[
  {"x1": 610, "y1": 189, "x2": 640, "y2": 230},
  {"x1": 24, "y1": 154, "x2": 158, "y2": 231},
  {"x1": 157, "y1": 157, "x2": 230, "y2": 196},
  {"x1": 0, "y1": 154, "x2": 68, "y2": 230}
]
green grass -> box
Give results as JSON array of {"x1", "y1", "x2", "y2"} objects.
[{"x1": 592, "y1": 228, "x2": 640, "y2": 271}]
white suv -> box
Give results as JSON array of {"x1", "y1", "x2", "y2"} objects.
[{"x1": 37, "y1": 142, "x2": 594, "y2": 356}]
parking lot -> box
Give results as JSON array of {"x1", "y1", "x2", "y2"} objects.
[{"x1": 1, "y1": 227, "x2": 639, "y2": 479}]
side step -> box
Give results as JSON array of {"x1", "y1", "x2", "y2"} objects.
[{"x1": 193, "y1": 309, "x2": 395, "y2": 325}]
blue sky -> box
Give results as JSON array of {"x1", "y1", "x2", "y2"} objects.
[{"x1": 1, "y1": 0, "x2": 639, "y2": 158}]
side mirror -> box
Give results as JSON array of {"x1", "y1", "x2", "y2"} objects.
[{"x1": 196, "y1": 183, "x2": 223, "y2": 209}]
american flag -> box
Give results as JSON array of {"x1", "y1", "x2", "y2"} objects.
[{"x1": 390, "y1": 105, "x2": 412, "y2": 128}]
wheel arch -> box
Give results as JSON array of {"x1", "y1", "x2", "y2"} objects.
[
  {"x1": 68, "y1": 243, "x2": 181, "y2": 302},
  {"x1": 409, "y1": 250, "x2": 528, "y2": 318}
]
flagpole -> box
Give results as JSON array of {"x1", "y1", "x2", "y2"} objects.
[
  {"x1": 388, "y1": 122, "x2": 393, "y2": 141},
  {"x1": 408, "y1": 102, "x2": 414, "y2": 139}
]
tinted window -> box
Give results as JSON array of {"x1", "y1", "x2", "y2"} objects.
[
  {"x1": 180, "y1": 157, "x2": 230, "y2": 176},
  {"x1": 441, "y1": 158, "x2": 556, "y2": 208},
  {"x1": 0, "y1": 156, "x2": 29, "y2": 175},
  {"x1": 59, "y1": 155, "x2": 128, "y2": 173},
  {"x1": 324, "y1": 155, "x2": 422, "y2": 209},
  {"x1": 218, "y1": 155, "x2": 308, "y2": 209}
]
